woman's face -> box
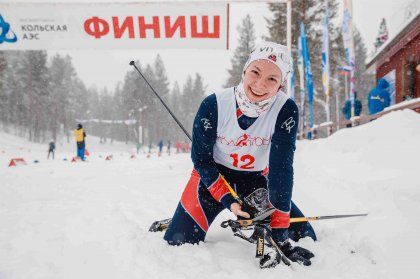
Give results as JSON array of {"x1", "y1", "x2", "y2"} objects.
[{"x1": 243, "y1": 60, "x2": 283, "y2": 103}]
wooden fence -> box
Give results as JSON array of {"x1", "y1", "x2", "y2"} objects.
[{"x1": 298, "y1": 98, "x2": 420, "y2": 140}]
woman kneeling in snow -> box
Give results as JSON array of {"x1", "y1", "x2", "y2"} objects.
[{"x1": 164, "y1": 41, "x2": 316, "y2": 266}]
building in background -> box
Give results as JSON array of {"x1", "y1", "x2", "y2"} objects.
[{"x1": 366, "y1": 12, "x2": 420, "y2": 105}]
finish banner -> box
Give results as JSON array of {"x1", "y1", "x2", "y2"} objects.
[{"x1": 0, "y1": 2, "x2": 229, "y2": 50}]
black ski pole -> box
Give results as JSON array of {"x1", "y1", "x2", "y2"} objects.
[
  {"x1": 129, "y1": 60, "x2": 192, "y2": 141},
  {"x1": 130, "y1": 60, "x2": 245, "y2": 202}
]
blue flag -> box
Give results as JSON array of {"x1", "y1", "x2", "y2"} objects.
[{"x1": 300, "y1": 22, "x2": 314, "y2": 133}]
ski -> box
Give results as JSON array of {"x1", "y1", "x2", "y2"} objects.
[
  {"x1": 149, "y1": 211, "x2": 366, "y2": 268},
  {"x1": 150, "y1": 211, "x2": 368, "y2": 232},
  {"x1": 264, "y1": 234, "x2": 291, "y2": 267},
  {"x1": 148, "y1": 218, "x2": 171, "y2": 232},
  {"x1": 149, "y1": 207, "x2": 275, "y2": 233}
]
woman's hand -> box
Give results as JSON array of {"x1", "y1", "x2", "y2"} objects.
[{"x1": 230, "y1": 203, "x2": 250, "y2": 219}]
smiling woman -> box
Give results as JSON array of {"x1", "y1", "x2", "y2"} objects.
[
  {"x1": 234, "y1": 41, "x2": 291, "y2": 117},
  {"x1": 243, "y1": 61, "x2": 282, "y2": 102},
  {"x1": 163, "y1": 41, "x2": 317, "y2": 267}
]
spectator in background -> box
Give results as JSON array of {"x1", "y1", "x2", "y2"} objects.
[
  {"x1": 158, "y1": 139, "x2": 164, "y2": 157},
  {"x1": 146, "y1": 142, "x2": 152, "y2": 158},
  {"x1": 342, "y1": 91, "x2": 362, "y2": 127},
  {"x1": 136, "y1": 142, "x2": 141, "y2": 154},
  {"x1": 47, "y1": 139, "x2": 55, "y2": 159},
  {"x1": 368, "y1": 78, "x2": 390, "y2": 115},
  {"x1": 167, "y1": 140, "x2": 171, "y2": 156},
  {"x1": 73, "y1": 123, "x2": 86, "y2": 161},
  {"x1": 175, "y1": 141, "x2": 182, "y2": 153}
]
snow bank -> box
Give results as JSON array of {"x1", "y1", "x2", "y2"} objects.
[{"x1": 1, "y1": 109, "x2": 419, "y2": 278}]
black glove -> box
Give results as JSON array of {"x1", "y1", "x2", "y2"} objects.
[
  {"x1": 279, "y1": 241, "x2": 315, "y2": 266},
  {"x1": 239, "y1": 201, "x2": 260, "y2": 219}
]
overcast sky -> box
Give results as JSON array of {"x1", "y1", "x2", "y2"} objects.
[{"x1": 14, "y1": 0, "x2": 418, "y2": 94}]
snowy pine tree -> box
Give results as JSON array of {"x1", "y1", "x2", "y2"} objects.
[
  {"x1": 19, "y1": 51, "x2": 50, "y2": 142},
  {"x1": 144, "y1": 64, "x2": 160, "y2": 143},
  {"x1": 374, "y1": 18, "x2": 388, "y2": 51},
  {"x1": 120, "y1": 61, "x2": 148, "y2": 143},
  {"x1": 353, "y1": 28, "x2": 375, "y2": 112},
  {"x1": 0, "y1": 52, "x2": 7, "y2": 129},
  {"x1": 192, "y1": 73, "x2": 207, "y2": 113},
  {"x1": 97, "y1": 87, "x2": 114, "y2": 143},
  {"x1": 181, "y1": 75, "x2": 195, "y2": 135},
  {"x1": 168, "y1": 82, "x2": 188, "y2": 142},
  {"x1": 48, "y1": 54, "x2": 77, "y2": 142},
  {"x1": 225, "y1": 14, "x2": 256, "y2": 88},
  {"x1": 152, "y1": 54, "x2": 171, "y2": 142},
  {"x1": 266, "y1": 0, "x2": 341, "y2": 136}
]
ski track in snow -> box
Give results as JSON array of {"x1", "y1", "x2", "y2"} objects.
[{"x1": 1, "y1": 109, "x2": 420, "y2": 278}]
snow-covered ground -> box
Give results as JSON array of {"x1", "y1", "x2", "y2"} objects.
[{"x1": 1, "y1": 109, "x2": 419, "y2": 279}]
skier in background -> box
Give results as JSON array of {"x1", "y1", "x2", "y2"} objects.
[
  {"x1": 73, "y1": 123, "x2": 86, "y2": 161},
  {"x1": 47, "y1": 139, "x2": 55, "y2": 159},
  {"x1": 163, "y1": 41, "x2": 315, "y2": 266}
]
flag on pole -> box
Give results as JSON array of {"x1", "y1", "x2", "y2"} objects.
[
  {"x1": 297, "y1": 33, "x2": 305, "y2": 134},
  {"x1": 322, "y1": 0, "x2": 330, "y2": 121},
  {"x1": 337, "y1": 66, "x2": 352, "y2": 74},
  {"x1": 342, "y1": 0, "x2": 356, "y2": 117},
  {"x1": 300, "y1": 22, "x2": 314, "y2": 139},
  {"x1": 322, "y1": 0, "x2": 330, "y2": 97}
]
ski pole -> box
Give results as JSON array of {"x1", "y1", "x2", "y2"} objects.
[
  {"x1": 225, "y1": 213, "x2": 368, "y2": 228},
  {"x1": 130, "y1": 61, "x2": 243, "y2": 201},
  {"x1": 220, "y1": 175, "x2": 243, "y2": 205},
  {"x1": 129, "y1": 61, "x2": 192, "y2": 141},
  {"x1": 152, "y1": 213, "x2": 368, "y2": 232},
  {"x1": 289, "y1": 213, "x2": 368, "y2": 223}
]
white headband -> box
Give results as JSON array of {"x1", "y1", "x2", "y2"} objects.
[{"x1": 243, "y1": 41, "x2": 292, "y2": 83}]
